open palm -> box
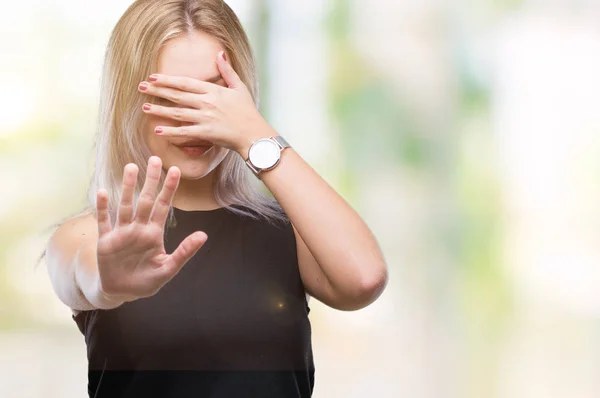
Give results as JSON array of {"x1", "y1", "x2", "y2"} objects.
[{"x1": 95, "y1": 156, "x2": 207, "y2": 302}]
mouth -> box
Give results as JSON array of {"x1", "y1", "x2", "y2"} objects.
[{"x1": 173, "y1": 141, "x2": 214, "y2": 156}]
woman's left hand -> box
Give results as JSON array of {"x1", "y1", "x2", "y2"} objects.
[{"x1": 138, "y1": 51, "x2": 272, "y2": 156}]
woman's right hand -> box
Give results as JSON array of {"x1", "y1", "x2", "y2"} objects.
[{"x1": 94, "y1": 156, "x2": 207, "y2": 303}]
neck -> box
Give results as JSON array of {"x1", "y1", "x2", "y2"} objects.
[{"x1": 171, "y1": 169, "x2": 222, "y2": 211}]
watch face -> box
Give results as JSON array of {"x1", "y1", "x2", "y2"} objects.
[{"x1": 249, "y1": 139, "x2": 280, "y2": 169}]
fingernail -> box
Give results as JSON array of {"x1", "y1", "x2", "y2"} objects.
[
  {"x1": 139, "y1": 82, "x2": 148, "y2": 91},
  {"x1": 155, "y1": 127, "x2": 163, "y2": 134},
  {"x1": 143, "y1": 103, "x2": 151, "y2": 111},
  {"x1": 148, "y1": 74, "x2": 159, "y2": 82},
  {"x1": 220, "y1": 51, "x2": 227, "y2": 61}
]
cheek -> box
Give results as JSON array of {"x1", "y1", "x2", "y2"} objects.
[
  {"x1": 144, "y1": 116, "x2": 162, "y2": 151},
  {"x1": 210, "y1": 147, "x2": 230, "y2": 165},
  {"x1": 199, "y1": 146, "x2": 230, "y2": 175},
  {"x1": 146, "y1": 114, "x2": 177, "y2": 131},
  {"x1": 145, "y1": 115, "x2": 176, "y2": 151}
]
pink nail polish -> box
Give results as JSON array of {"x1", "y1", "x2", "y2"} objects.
[
  {"x1": 143, "y1": 103, "x2": 151, "y2": 111},
  {"x1": 139, "y1": 82, "x2": 148, "y2": 91},
  {"x1": 155, "y1": 127, "x2": 163, "y2": 134},
  {"x1": 148, "y1": 74, "x2": 159, "y2": 82}
]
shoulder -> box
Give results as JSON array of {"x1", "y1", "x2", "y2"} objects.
[
  {"x1": 49, "y1": 210, "x2": 98, "y2": 245},
  {"x1": 46, "y1": 210, "x2": 98, "y2": 267}
]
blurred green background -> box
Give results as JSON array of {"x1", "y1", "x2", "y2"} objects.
[{"x1": 2, "y1": 1, "x2": 600, "y2": 397}]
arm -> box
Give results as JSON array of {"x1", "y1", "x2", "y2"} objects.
[
  {"x1": 46, "y1": 159, "x2": 207, "y2": 314},
  {"x1": 45, "y1": 213, "x2": 124, "y2": 312},
  {"x1": 238, "y1": 132, "x2": 389, "y2": 311},
  {"x1": 135, "y1": 54, "x2": 388, "y2": 311}
]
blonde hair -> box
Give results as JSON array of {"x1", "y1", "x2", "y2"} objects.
[
  {"x1": 37, "y1": 0, "x2": 286, "y2": 265},
  {"x1": 94, "y1": 0, "x2": 285, "y2": 225}
]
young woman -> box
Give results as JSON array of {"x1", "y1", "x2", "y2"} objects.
[{"x1": 44, "y1": 1, "x2": 388, "y2": 397}]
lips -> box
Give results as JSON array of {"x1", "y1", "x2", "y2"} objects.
[
  {"x1": 173, "y1": 140, "x2": 214, "y2": 156},
  {"x1": 174, "y1": 140, "x2": 213, "y2": 148}
]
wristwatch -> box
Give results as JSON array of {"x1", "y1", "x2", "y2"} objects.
[{"x1": 245, "y1": 135, "x2": 291, "y2": 177}]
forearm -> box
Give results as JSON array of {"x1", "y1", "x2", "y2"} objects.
[{"x1": 238, "y1": 127, "x2": 388, "y2": 298}]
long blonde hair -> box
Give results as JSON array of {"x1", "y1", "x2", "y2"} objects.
[
  {"x1": 37, "y1": 0, "x2": 286, "y2": 265},
  {"x1": 94, "y1": 0, "x2": 285, "y2": 224}
]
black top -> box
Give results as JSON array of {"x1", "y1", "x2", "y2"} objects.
[{"x1": 73, "y1": 205, "x2": 315, "y2": 398}]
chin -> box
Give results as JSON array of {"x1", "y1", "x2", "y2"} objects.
[{"x1": 162, "y1": 144, "x2": 229, "y2": 180}]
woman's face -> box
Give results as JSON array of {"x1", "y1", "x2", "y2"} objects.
[{"x1": 144, "y1": 30, "x2": 229, "y2": 180}]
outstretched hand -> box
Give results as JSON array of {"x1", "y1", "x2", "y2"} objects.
[{"x1": 95, "y1": 156, "x2": 207, "y2": 303}]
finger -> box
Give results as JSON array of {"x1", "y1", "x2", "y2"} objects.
[
  {"x1": 149, "y1": 166, "x2": 181, "y2": 226},
  {"x1": 116, "y1": 163, "x2": 138, "y2": 227},
  {"x1": 161, "y1": 231, "x2": 208, "y2": 277},
  {"x1": 134, "y1": 156, "x2": 162, "y2": 224},
  {"x1": 154, "y1": 123, "x2": 210, "y2": 138},
  {"x1": 139, "y1": 83, "x2": 201, "y2": 109},
  {"x1": 142, "y1": 102, "x2": 202, "y2": 124},
  {"x1": 96, "y1": 189, "x2": 112, "y2": 238},
  {"x1": 145, "y1": 74, "x2": 219, "y2": 94},
  {"x1": 216, "y1": 51, "x2": 242, "y2": 89}
]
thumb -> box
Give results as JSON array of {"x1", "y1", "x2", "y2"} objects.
[
  {"x1": 217, "y1": 51, "x2": 243, "y2": 89},
  {"x1": 162, "y1": 231, "x2": 208, "y2": 276}
]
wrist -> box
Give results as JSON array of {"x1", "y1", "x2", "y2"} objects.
[
  {"x1": 236, "y1": 122, "x2": 278, "y2": 160},
  {"x1": 74, "y1": 243, "x2": 126, "y2": 310},
  {"x1": 90, "y1": 276, "x2": 126, "y2": 310}
]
